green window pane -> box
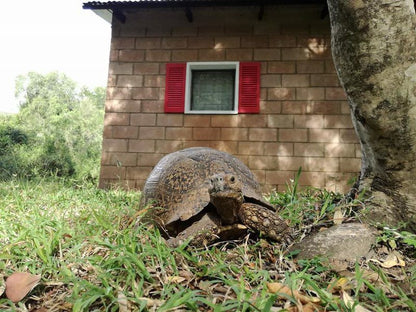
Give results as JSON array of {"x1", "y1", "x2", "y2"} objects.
[{"x1": 191, "y1": 70, "x2": 235, "y2": 111}]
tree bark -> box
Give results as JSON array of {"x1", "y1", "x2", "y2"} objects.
[{"x1": 326, "y1": 0, "x2": 416, "y2": 230}]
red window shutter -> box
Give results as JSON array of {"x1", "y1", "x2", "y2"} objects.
[
  {"x1": 238, "y1": 62, "x2": 260, "y2": 113},
  {"x1": 165, "y1": 63, "x2": 186, "y2": 113}
]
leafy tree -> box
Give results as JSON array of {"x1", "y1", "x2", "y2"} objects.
[
  {"x1": 0, "y1": 71, "x2": 105, "y2": 181},
  {"x1": 80, "y1": 86, "x2": 106, "y2": 110},
  {"x1": 15, "y1": 72, "x2": 78, "y2": 112}
]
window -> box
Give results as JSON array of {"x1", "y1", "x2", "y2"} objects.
[
  {"x1": 186, "y1": 62, "x2": 238, "y2": 114},
  {"x1": 165, "y1": 62, "x2": 260, "y2": 114},
  {"x1": 191, "y1": 69, "x2": 235, "y2": 112}
]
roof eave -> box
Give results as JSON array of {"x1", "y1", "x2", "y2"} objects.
[
  {"x1": 89, "y1": 9, "x2": 113, "y2": 23},
  {"x1": 83, "y1": 0, "x2": 327, "y2": 24},
  {"x1": 83, "y1": 0, "x2": 325, "y2": 10}
]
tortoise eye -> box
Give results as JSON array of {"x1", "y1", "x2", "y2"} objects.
[{"x1": 230, "y1": 176, "x2": 235, "y2": 183}]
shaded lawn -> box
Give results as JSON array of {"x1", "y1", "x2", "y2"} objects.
[{"x1": 0, "y1": 178, "x2": 415, "y2": 311}]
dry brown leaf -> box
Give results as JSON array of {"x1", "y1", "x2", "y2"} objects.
[
  {"x1": 303, "y1": 302, "x2": 323, "y2": 312},
  {"x1": 333, "y1": 208, "x2": 343, "y2": 225},
  {"x1": 166, "y1": 276, "x2": 186, "y2": 284},
  {"x1": 137, "y1": 297, "x2": 164, "y2": 308},
  {"x1": 117, "y1": 291, "x2": 130, "y2": 312},
  {"x1": 62, "y1": 233, "x2": 73, "y2": 239},
  {"x1": 178, "y1": 270, "x2": 193, "y2": 280},
  {"x1": 285, "y1": 302, "x2": 322, "y2": 312},
  {"x1": 370, "y1": 252, "x2": 405, "y2": 268},
  {"x1": 0, "y1": 275, "x2": 5, "y2": 297},
  {"x1": 341, "y1": 290, "x2": 355, "y2": 308},
  {"x1": 361, "y1": 269, "x2": 381, "y2": 283},
  {"x1": 381, "y1": 252, "x2": 405, "y2": 268},
  {"x1": 266, "y1": 282, "x2": 320, "y2": 304},
  {"x1": 198, "y1": 280, "x2": 212, "y2": 292},
  {"x1": 5, "y1": 272, "x2": 41, "y2": 303},
  {"x1": 341, "y1": 290, "x2": 371, "y2": 312}
]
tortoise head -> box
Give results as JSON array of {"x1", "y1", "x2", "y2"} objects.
[{"x1": 208, "y1": 173, "x2": 244, "y2": 225}]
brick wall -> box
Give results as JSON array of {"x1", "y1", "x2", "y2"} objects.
[{"x1": 99, "y1": 5, "x2": 361, "y2": 193}]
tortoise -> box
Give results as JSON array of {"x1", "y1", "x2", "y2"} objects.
[{"x1": 141, "y1": 147, "x2": 289, "y2": 247}]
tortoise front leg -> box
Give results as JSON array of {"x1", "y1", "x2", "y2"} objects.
[
  {"x1": 238, "y1": 203, "x2": 289, "y2": 241},
  {"x1": 167, "y1": 212, "x2": 249, "y2": 248},
  {"x1": 166, "y1": 212, "x2": 221, "y2": 247}
]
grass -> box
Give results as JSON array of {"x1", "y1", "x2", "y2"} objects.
[{"x1": 0, "y1": 177, "x2": 415, "y2": 311}]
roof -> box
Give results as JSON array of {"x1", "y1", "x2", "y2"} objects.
[
  {"x1": 83, "y1": 0, "x2": 327, "y2": 23},
  {"x1": 84, "y1": 0, "x2": 325, "y2": 9}
]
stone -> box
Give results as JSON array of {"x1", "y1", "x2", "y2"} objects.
[{"x1": 292, "y1": 223, "x2": 376, "y2": 262}]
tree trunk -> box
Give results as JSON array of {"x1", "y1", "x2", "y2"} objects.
[{"x1": 326, "y1": 0, "x2": 416, "y2": 230}]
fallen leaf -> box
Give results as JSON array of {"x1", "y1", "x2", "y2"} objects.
[
  {"x1": 284, "y1": 302, "x2": 323, "y2": 312},
  {"x1": 198, "y1": 280, "x2": 212, "y2": 292},
  {"x1": 178, "y1": 270, "x2": 193, "y2": 280},
  {"x1": 370, "y1": 252, "x2": 405, "y2": 268},
  {"x1": 341, "y1": 290, "x2": 371, "y2": 312},
  {"x1": 361, "y1": 269, "x2": 381, "y2": 283},
  {"x1": 333, "y1": 208, "x2": 343, "y2": 225},
  {"x1": 5, "y1": 272, "x2": 41, "y2": 303},
  {"x1": 117, "y1": 291, "x2": 130, "y2": 312},
  {"x1": 0, "y1": 275, "x2": 5, "y2": 297},
  {"x1": 137, "y1": 297, "x2": 164, "y2": 308},
  {"x1": 388, "y1": 239, "x2": 397, "y2": 249},
  {"x1": 166, "y1": 276, "x2": 186, "y2": 284},
  {"x1": 303, "y1": 302, "x2": 323, "y2": 312},
  {"x1": 266, "y1": 282, "x2": 320, "y2": 304},
  {"x1": 381, "y1": 252, "x2": 405, "y2": 268},
  {"x1": 328, "y1": 277, "x2": 350, "y2": 293},
  {"x1": 266, "y1": 282, "x2": 289, "y2": 294}
]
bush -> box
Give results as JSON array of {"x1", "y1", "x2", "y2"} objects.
[
  {"x1": 0, "y1": 124, "x2": 29, "y2": 179},
  {"x1": 38, "y1": 137, "x2": 76, "y2": 177},
  {"x1": 0, "y1": 126, "x2": 28, "y2": 152},
  {"x1": 0, "y1": 71, "x2": 105, "y2": 182}
]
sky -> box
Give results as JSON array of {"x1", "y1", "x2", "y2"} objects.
[{"x1": 0, "y1": 1, "x2": 111, "y2": 113}]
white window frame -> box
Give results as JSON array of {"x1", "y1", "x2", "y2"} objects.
[{"x1": 185, "y1": 61, "x2": 239, "y2": 114}]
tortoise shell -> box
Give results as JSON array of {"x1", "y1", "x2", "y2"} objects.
[{"x1": 141, "y1": 147, "x2": 269, "y2": 229}]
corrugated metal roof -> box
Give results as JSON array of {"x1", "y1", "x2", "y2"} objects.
[
  {"x1": 83, "y1": 0, "x2": 327, "y2": 24},
  {"x1": 83, "y1": 0, "x2": 325, "y2": 10}
]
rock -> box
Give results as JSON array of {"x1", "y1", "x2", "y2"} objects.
[{"x1": 292, "y1": 223, "x2": 377, "y2": 263}]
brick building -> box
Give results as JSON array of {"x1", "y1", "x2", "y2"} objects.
[{"x1": 84, "y1": 0, "x2": 361, "y2": 193}]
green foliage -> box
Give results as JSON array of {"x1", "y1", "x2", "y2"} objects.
[
  {"x1": 0, "y1": 121, "x2": 30, "y2": 179},
  {"x1": 267, "y1": 168, "x2": 365, "y2": 231},
  {"x1": 39, "y1": 137, "x2": 76, "y2": 177},
  {"x1": 377, "y1": 227, "x2": 416, "y2": 256},
  {"x1": 268, "y1": 168, "x2": 339, "y2": 228},
  {"x1": 15, "y1": 71, "x2": 78, "y2": 111},
  {"x1": 0, "y1": 125, "x2": 28, "y2": 152},
  {"x1": 0, "y1": 71, "x2": 104, "y2": 181}
]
